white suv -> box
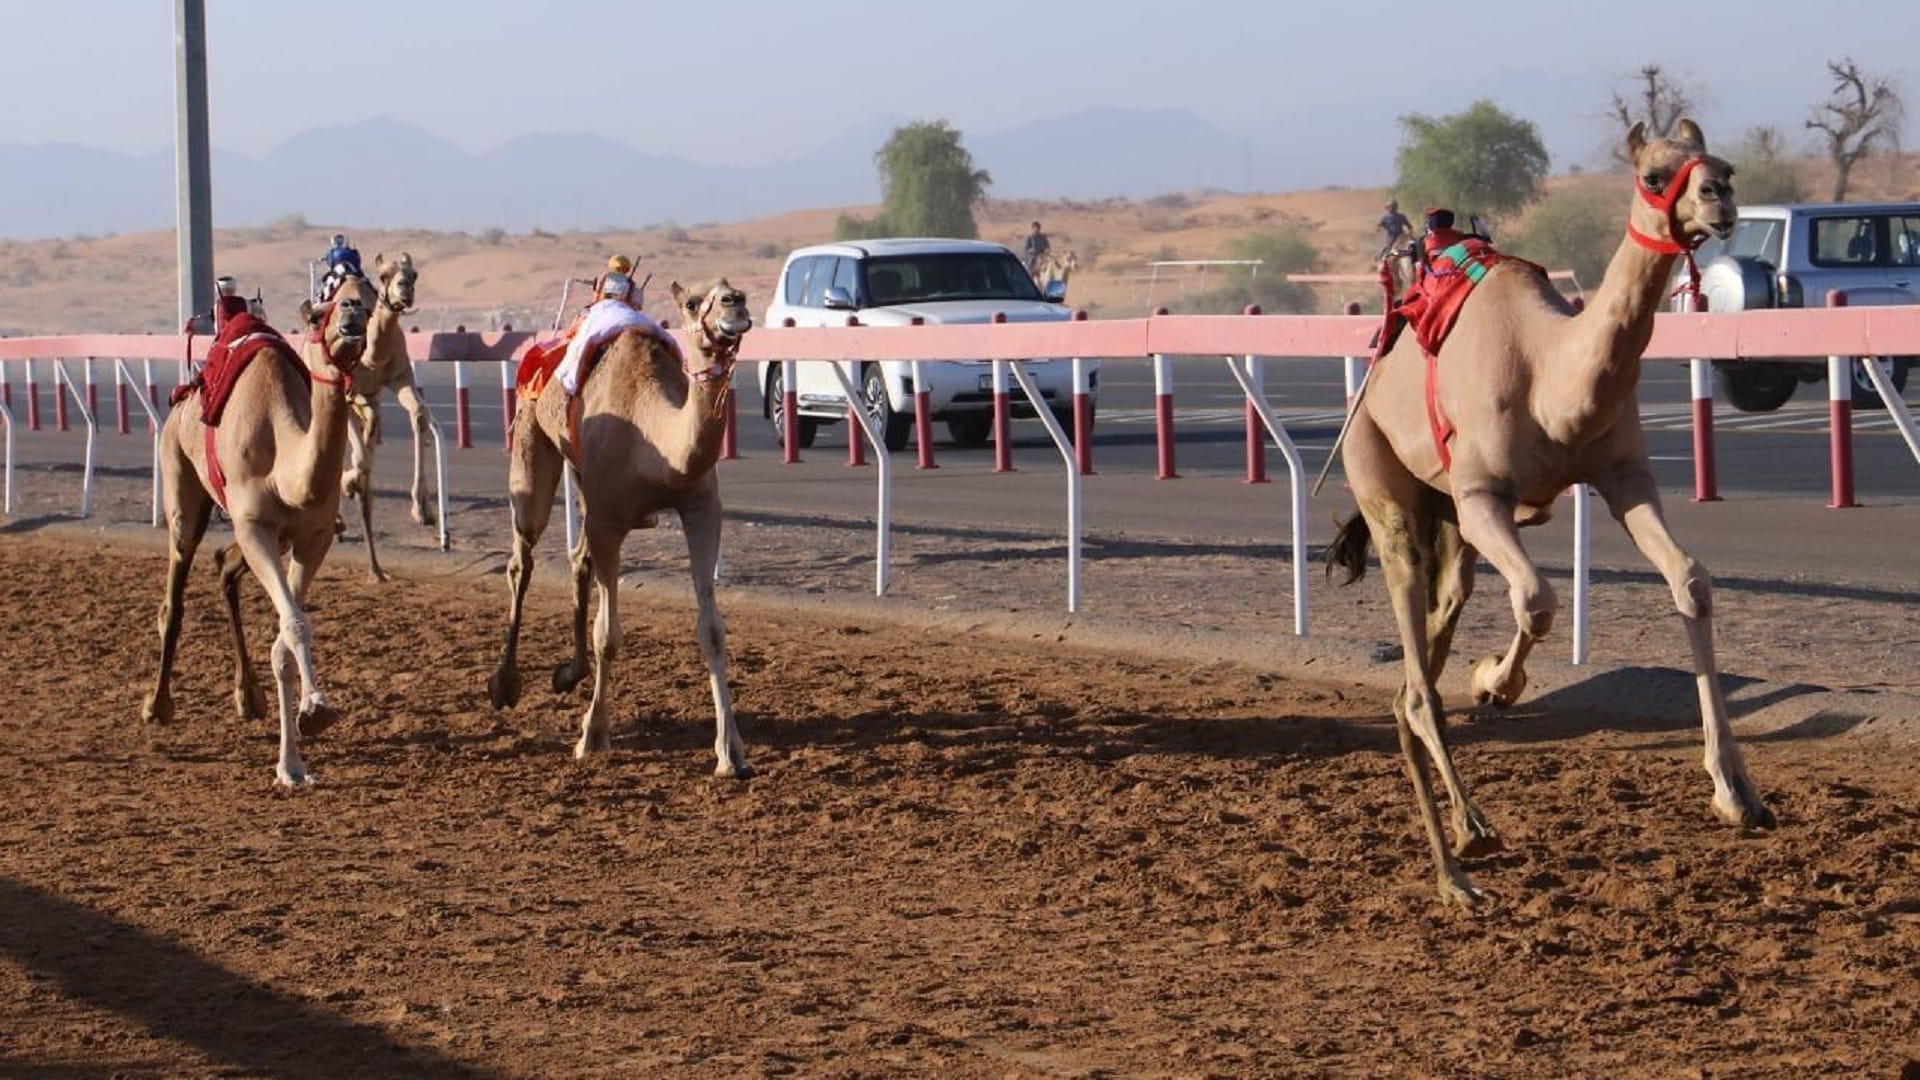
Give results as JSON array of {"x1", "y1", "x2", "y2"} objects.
[{"x1": 758, "y1": 238, "x2": 1094, "y2": 450}]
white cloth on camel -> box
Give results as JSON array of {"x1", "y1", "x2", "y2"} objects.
[{"x1": 555, "y1": 300, "x2": 682, "y2": 394}]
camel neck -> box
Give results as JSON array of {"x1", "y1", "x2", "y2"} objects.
[
  {"x1": 287, "y1": 338, "x2": 355, "y2": 507},
  {"x1": 664, "y1": 357, "x2": 731, "y2": 480},
  {"x1": 1562, "y1": 231, "x2": 1677, "y2": 401}
]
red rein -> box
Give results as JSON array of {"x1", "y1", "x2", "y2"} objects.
[{"x1": 1626, "y1": 156, "x2": 1707, "y2": 301}]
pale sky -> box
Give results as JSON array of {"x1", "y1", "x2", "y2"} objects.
[{"x1": 6, "y1": 0, "x2": 1915, "y2": 181}]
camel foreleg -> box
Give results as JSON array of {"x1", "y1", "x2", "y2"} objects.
[
  {"x1": 231, "y1": 520, "x2": 326, "y2": 785},
  {"x1": 1597, "y1": 469, "x2": 1773, "y2": 827},
  {"x1": 490, "y1": 414, "x2": 562, "y2": 709},
  {"x1": 394, "y1": 380, "x2": 439, "y2": 529},
  {"x1": 552, "y1": 527, "x2": 594, "y2": 694},
  {"x1": 1456, "y1": 492, "x2": 1556, "y2": 709},
  {"x1": 682, "y1": 492, "x2": 749, "y2": 778},
  {"x1": 574, "y1": 527, "x2": 626, "y2": 758}
]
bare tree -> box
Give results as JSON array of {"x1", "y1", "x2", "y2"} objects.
[
  {"x1": 1608, "y1": 65, "x2": 1703, "y2": 165},
  {"x1": 1806, "y1": 58, "x2": 1906, "y2": 202}
]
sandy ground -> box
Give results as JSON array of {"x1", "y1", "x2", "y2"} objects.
[{"x1": 3, "y1": 460, "x2": 1920, "y2": 1077}]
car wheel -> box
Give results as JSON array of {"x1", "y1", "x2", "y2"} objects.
[
  {"x1": 861, "y1": 366, "x2": 911, "y2": 452},
  {"x1": 946, "y1": 412, "x2": 992, "y2": 447},
  {"x1": 1717, "y1": 365, "x2": 1798, "y2": 413},
  {"x1": 1848, "y1": 357, "x2": 1912, "y2": 410},
  {"x1": 768, "y1": 366, "x2": 818, "y2": 449}
]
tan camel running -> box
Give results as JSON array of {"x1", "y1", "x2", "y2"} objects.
[
  {"x1": 488, "y1": 280, "x2": 754, "y2": 775},
  {"x1": 337, "y1": 253, "x2": 434, "y2": 580},
  {"x1": 143, "y1": 289, "x2": 372, "y2": 787},
  {"x1": 1030, "y1": 249, "x2": 1078, "y2": 293},
  {"x1": 1327, "y1": 120, "x2": 1772, "y2": 907}
]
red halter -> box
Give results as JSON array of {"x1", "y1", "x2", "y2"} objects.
[
  {"x1": 1626, "y1": 156, "x2": 1708, "y2": 302},
  {"x1": 305, "y1": 304, "x2": 360, "y2": 388}
]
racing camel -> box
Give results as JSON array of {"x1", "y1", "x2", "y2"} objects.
[
  {"x1": 488, "y1": 280, "x2": 754, "y2": 776},
  {"x1": 142, "y1": 287, "x2": 371, "y2": 787},
  {"x1": 1328, "y1": 120, "x2": 1772, "y2": 906},
  {"x1": 336, "y1": 253, "x2": 434, "y2": 580}
]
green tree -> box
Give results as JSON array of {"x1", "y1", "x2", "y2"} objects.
[
  {"x1": 874, "y1": 120, "x2": 992, "y2": 238},
  {"x1": 1176, "y1": 229, "x2": 1321, "y2": 314},
  {"x1": 1393, "y1": 100, "x2": 1550, "y2": 222},
  {"x1": 1508, "y1": 188, "x2": 1617, "y2": 293},
  {"x1": 1731, "y1": 126, "x2": 1806, "y2": 204}
]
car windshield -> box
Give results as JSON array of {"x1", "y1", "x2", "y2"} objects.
[{"x1": 861, "y1": 253, "x2": 1042, "y2": 305}]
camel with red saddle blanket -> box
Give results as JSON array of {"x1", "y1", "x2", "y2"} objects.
[
  {"x1": 1327, "y1": 120, "x2": 1773, "y2": 907},
  {"x1": 487, "y1": 279, "x2": 755, "y2": 776},
  {"x1": 335, "y1": 253, "x2": 434, "y2": 581},
  {"x1": 142, "y1": 286, "x2": 372, "y2": 788}
]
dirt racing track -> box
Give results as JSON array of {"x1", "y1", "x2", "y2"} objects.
[{"x1": 2, "y1": 527, "x2": 1919, "y2": 1079}]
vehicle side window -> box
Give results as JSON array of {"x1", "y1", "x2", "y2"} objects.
[
  {"x1": 832, "y1": 256, "x2": 861, "y2": 305},
  {"x1": 1727, "y1": 219, "x2": 1783, "y2": 268},
  {"x1": 1810, "y1": 216, "x2": 1883, "y2": 267},
  {"x1": 1894, "y1": 216, "x2": 1920, "y2": 267},
  {"x1": 782, "y1": 259, "x2": 812, "y2": 306},
  {"x1": 802, "y1": 257, "x2": 838, "y2": 308}
]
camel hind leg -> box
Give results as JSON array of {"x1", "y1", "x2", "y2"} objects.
[
  {"x1": 1344, "y1": 411, "x2": 1491, "y2": 905},
  {"x1": 681, "y1": 489, "x2": 749, "y2": 778},
  {"x1": 342, "y1": 400, "x2": 388, "y2": 582},
  {"x1": 228, "y1": 518, "x2": 323, "y2": 786},
  {"x1": 488, "y1": 408, "x2": 562, "y2": 709},
  {"x1": 143, "y1": 438, "x2": 214, "y2": 725},
  {"x1": 214, "y1": 544, "x2": 269, "y2": 722},
  {"x1": 1595, "y1": 467, "x2": 1773, "y2": 827},
  {"x1": 574, "y1": 523, "x2": 626, "y2": 758},
  {"x1": 552, "y1": 519, "x2": 594, "y2": 694}
]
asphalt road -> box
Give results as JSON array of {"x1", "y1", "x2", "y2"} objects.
[{"x1": 10, "y1": 355, "x2": 1919, "y2": 588}]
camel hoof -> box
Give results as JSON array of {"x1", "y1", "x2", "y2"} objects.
[
  {"x1": 715, "y1": 759, "x2": 755, "y2": 781},
  {"x1": 1713, "y1": 781, "x2": 1777, "y2": 830},
  {"x1": 1454, "y1": 828, "x2": 1504, "y2": 860},
  {"x1": 332, "y1": 516, "x2": 347, "y2": 539},
  {"x1": 1469, "y1": 655, "x2": 1524, "y2": 708},
  {"x1": 412, "y1": 504, "x2": 436, "y2": 528},
  {"x1": 573, "y1": 733, "x2": 612, "y2": 759},
  {"x1": 275, "y1": 764, "x2": 312, "y2": 788},
  {"x1": 368, "y1": 567, "x2": 392, "y2": 584},
  {"x1": 297, "y1": 703, "x2": 341, "y2": 738},
  {"x1": 141, "y1": 691, "x2": 174, "y2": 725},
  {"x1": 233, "y1": 683, "x2": 267, "y2": 722},
  {"x1": 552, "y1": 661, "x2": 588, "y2": 695},
  {"x1": 488, "y1": 667, "x2": 522, "y2": 710},
  {"x1": 1438, "y1": 874, "x2": 1490, "y2": 910}
]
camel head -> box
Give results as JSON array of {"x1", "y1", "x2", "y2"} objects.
[
  {"x1": 373, "y1": 252, "x2": 417, "y2": 313},
  {"x1": 297, "y1": 289, "x2": 371, "y2": 375},
  {"x1": 1625, "y1": 118, "x2": 1737, "y2": 249},
  {"x1": 673, "y1": 278, "x2": 752, "y2": 354}
]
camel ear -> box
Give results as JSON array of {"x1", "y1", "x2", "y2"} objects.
[
  {"x1": 398, "y1": 252, "x2": 412, "y2": 269},
  {"x1": 1627, "y1": 121, "x2": 1648, "y2": 161},
  {"x1": 670, "y1": 281, "x2": 689, "y2": 310},
  {"x1": 1675, "y1": 117, "x2": 1706, "y2": 151},
  {"x1": 299, "y1": 299, "x2": 317, "y2": 326},
  {"x1": 373, "y1": 253, "x2": 391, "y2": 279}
]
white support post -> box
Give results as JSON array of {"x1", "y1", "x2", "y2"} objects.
[
  {"x1": 54, "y1": 361, "x2": 97, "y2": 518},
  {"x1": 561, "y1": 466, "x2": 580, "y2": 554},
  {"x1": 1858, "y1": 357, "x2": 1920, "y2": 467},
  {"x1": 826, "y1": 363, "x2": 893, "y2": 596},
  {"x1": 1571, "y1": 484, "x2": 1592, "y2": 665},
  {"x1": 0, "y1": 388, "x2": 12, "y2": 516},
  {"x1": 1008, "y1": 361, "x2": 1082, "y2": 613},
  {"x1": 1223, "y1": 356, "x2": 1309, "y2": 636},
  {"x1": 116, "y1": 360, "x2": 164, "y2": 526},
  {"x1": 424, "y1": 417, "x2": 451, "y2": 551}
]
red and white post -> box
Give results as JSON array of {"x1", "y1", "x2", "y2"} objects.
[
  {"x1": 453, "y1": 360, "x2": 473, "y2": 449},
  {"x1": 909, "y1": 317, "x2": 937, "y2": 469},
  {"x1": 1241, "y1": 306, "x2": 1268, "y2": 484},
  {"x1": 498, "y1": 359, "x2": 516, "y2": 450},
  {"x1": 84, "y1": 358, "x2": 98, "y2": 423},
  {"x1": 1827, "y1": 290, "x2": 1856, "y2": 509},
  {"x1": 1341, "y1": 302, "x2": 1366, "y2": 411},
  {"x1": 991, "y1": 312, "x2": 1014, "y2": 473},
  {"x1": 142, "y1": 359, "x2": 159, "y2": 431},
  {"x1": 1153, "y1": 307, "x2": 1176, "y2": 479},
  {"x1": 114, "y1": 360, "x2": 130, "y2": 435},
  {"x1": 1071, "y1": 312, "x2": 1094, "y2": 475},
  {"x1": 845, "y1": 317, "x2": 866, "y2": 468},
  {"x1": 1682, "y1": 290, "x2": 1719, "y2": 502}
]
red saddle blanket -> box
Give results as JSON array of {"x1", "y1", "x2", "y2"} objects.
[
  {"x1": 173, "y1": 313, "x2": 303, "y2": 425},
  {"x1": 1375, "y1": 239, "x2": 1546, "y2": 471}
]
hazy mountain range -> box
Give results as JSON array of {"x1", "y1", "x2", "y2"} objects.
[{"x1": 0, "y1": 108, "x2": 1286, "y2": 239}]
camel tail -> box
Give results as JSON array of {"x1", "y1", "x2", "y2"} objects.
[{"x1": 1325, "y1": 512, "x2": 1372, "y2": 585}]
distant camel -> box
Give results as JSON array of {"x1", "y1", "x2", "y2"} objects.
[
  {"x1": 336, "y1": 253, "x2": 436, "y2": 580},
  {"x1": 488, "y1": 280, "x2": 755, "y2": 776},
  {"x1": 1030, "y1": 250, "x2": 1079, "y2": 293},
  {"x1": 1327, "y1": 120, "x2": 1771, "y2": 906}
]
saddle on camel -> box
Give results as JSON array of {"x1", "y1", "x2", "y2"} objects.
[
  {"x1": 172, "y1": 281, "x2": 309, "y2": 510},
  {"x1": 515, "y1": 255, "x2": 722, "y2": 467},
  {"x1": 1372, "y1": 207, "x2": 1548, "y2": 474}
]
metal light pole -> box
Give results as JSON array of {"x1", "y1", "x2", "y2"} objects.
[{"x1": 175, "y1": 0, "x2": 214, "y2": 330}]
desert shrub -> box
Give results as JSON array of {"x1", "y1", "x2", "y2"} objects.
[
  {"x1": 661, "y1": 223, "x2": 691, "y2": 244},
  {"x1": 754, "y1": 241, "x2": 781, "y2": 260},
  {"x1": 1731, "y1": 126, "x2": 1807, "y2": 204},
  {"x1": 478, "y1": 227, "x2": 507, "y2": 246},
  {"x1": 268, "y1": 212, "x2": 310, "y2": 232},
  {"x1": 833, "y1": 213, "x2": 891, "y2": 241},
  {"x1": 1508, "y1": 187, "x2": 1617, "y2": 291}
]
